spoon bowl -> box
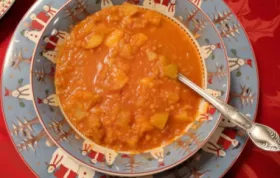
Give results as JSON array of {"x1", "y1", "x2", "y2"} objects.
[{"x1": 248, "y1": 123, "x2": 280, "y2": 151}]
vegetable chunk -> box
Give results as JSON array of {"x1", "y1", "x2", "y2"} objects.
[
  {"x1": 130, "y1": 33, "x2": 148, "y2": 51},
  {"x1": 122, "y1": 3, "x2": 139, "y2": 16},
  {"x1": 146, "y1": 49, "x2": 157, "y2": 61},
  {"x1": 174, "y1": 112, "x2": 191, "y2": 122},
  {"x1": 163, "y1": 64, "x2": 178, "y2": 79},
  {"x1": 85, "y1": 34, "x2": 103, "y2": 49},
  {"x1": 105, "y1": 29, "x2": 124, "y2": 47},
  {"x1": 150, "y1": 112, "x2": 169, "y2": 130}
]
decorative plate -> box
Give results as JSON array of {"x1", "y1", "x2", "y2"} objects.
[
  {"x1": 0, "y1": 0, "x2": 15, "y2": 19},
  {"x1": 30, "y1": 0, "x2": 230, "y2": 176},
  {"x1": 1, "y1": 0, "x2": 259, "y2": 178}
]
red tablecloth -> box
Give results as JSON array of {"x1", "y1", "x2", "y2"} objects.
[{"x1": 0, "y1": 0, "x2": 280, "y2": 177}]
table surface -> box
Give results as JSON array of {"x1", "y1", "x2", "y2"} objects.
[{"x1": 1, "y1": 0, "x2": 280, "y2": 177}]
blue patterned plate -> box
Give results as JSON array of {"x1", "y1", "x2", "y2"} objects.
[
  {"x1": 1, "y1": 0, "x2": 259, "y2": 177},
  {"x1": 30, "y1": 0, "x2": 230, "y2": 176}
]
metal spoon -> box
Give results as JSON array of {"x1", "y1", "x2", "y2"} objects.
[{"x1": 178, "y1": 73, "x2": 280, "y2": 152}]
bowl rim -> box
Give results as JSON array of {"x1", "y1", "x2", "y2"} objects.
[{"x1": 30, "y1": 0, "x2": 231, "y2": 176}]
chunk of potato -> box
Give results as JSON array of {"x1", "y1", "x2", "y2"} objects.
[
  {"x1": 130, "y1": 33, "x2": 148, "y2": 49},
  {"x1": 140, "y1": 77, "x2": 154, "y2": 87},
  {"x1": 122, "y1": 3, "x2": 139, "y2": 16},
  {"x1": 111, "y1": 70, "x2": 129, "y2": 90},
  {"x1": 114, "y1": 76, "x2": 128, "y2": 90},
  {"x1": 122, "y1": 17, "x2": 133, "y2": 28},
  {"x1": 116, "y1": 60, "x2": 130, "y2": 73},
  {"x1": 105, "y1": 29, "x2": 124, "y2": 47},
  {"x1": 107, "y1": 14, "x2": 121, "y2": 23},
  {"x1": 104, "y1": 56, "x2": 116, "y2": 67},
  {"x1": 119, "y1": 44, "x2": 133, "y2": 59},
  {"x1": 117, "y1": 111, "x2": 132, "y2": 128},
  {"x1": 88, "y1": 115, "x2": 102, "y2": 128},
  {"x1": 81, "y1": 91, "x2": 94, "y2": 100},
  {"x1": 75, "y1": 109, "x2": 87, "y2": 121},
  {"x1": 108, "y1": 46, "x2": 119, "y2": 58},
  {"x1": 166, "y1": 92, "x2": 180, "y2": 104},
  {"x1": 83, "y1": 95, "x2": 100, "y2": 110},
  {"x1": 144, "y1": 10, "x2": 161, "y2": 26},
  {"x1": 71, "y1": 91, "x2": 100, "y2": 110},
  {"x1": 93, "y1": 23, "x2": 112, "y2": 35},
  {"x1": 81, "y1": 22, "x2": 94, "y2": 35},
  {"x1": 132, "y1": 18, "x2": 148, "y2": 29},
  {"x1": 174, "y1": 112, "x2": 192, "y2": 122},
  {"x1": 163, "y1": 64, "x2": 178, "y2": 79},
  {"x1": 135, "y1": 116, "x2": 154, "y2": 134},
  {"x1": 146, "y1": 49, "x2": 157, "y2": 61},
  {"x1": 85, "y1": 34, "x2": 104, "y2": 49},
  {"x1": 150, "y1": 112, "x2": 169, "y2": 130}
]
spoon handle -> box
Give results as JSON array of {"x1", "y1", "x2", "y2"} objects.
[{"x1": 178, "y1": 73, "x2": 253, "y2": 130}]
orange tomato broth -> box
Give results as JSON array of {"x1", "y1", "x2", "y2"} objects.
[{"x1": 55, "y1": 3, "x2": 204, "y2": 152}]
